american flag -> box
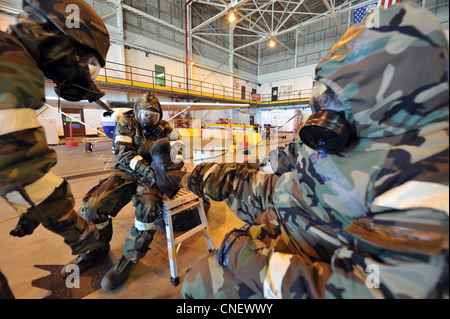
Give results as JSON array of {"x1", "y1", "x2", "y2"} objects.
[
  {"x1": 353, "y1": 2, "x2": 378, "y2": 24},
  {"x1": 378, "y1": 0, "x2": 401, "y2": 9},
  {"x1": 353, "y1": 0, "x2": 401, "y2": 24}
]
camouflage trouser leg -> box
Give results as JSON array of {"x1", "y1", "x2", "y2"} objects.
[
  {"x1": 79, "y1": 169, "x2": 136, "y2": 251},
  {"x1": 80, "y1": 169, "x2": 164, "y2": 261},
  {"x1": 35, "y1": 179, "x2": 92, "y2": 245},
  {"x1": 181, "y1": 254, "x2": 262, "y2": 299},
  {"x1": 122, "y1": 179, "x2": 164, "y2": 261}
]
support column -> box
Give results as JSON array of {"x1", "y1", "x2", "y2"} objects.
[
  {"x1": 229, "y1": 25, "x2": 235, "y2": 98},
  {"x1": 294, "y1": 28, "x2": 299, "y2": 72},
  {"x1": 185, "y1": 1, "x2": 194, "y2": 95},
  {"x1": 257, "y1": 42, "x2": 261, "y2": 80},
  {"x1": 117, "y1": 0, "x2": 127, "y2": 74}
]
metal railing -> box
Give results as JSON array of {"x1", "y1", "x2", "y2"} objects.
[{"x1": 98, "y1": 60, "x2": 312, "y2": 104}]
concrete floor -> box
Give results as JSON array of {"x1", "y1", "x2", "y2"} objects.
[
  {"x1": 0, "y1": 137, "x2": 245, "y2": 299},
  {"x1": 0, "y1": 134, "x2": 295, "y2": 299}
]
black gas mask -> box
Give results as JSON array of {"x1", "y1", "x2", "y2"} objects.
[
  {"x1": 137, "y1": 108, "x2": 161, "y2": 129},
  {"x1": 134, "y1": 93, "x2": 163, "y2": 137},
  {"x1": 54, "y1": 54, "x2": 105, "y2": 103},
  {"x1": 299, "y1": 82, "x2": 352, "y2": 154},
  {"x1": 138, "y1": 108, "x2": 163, "y2": 137},
  {"x1": 9, "y1": 6, "x2": 106, "y2": 103}
]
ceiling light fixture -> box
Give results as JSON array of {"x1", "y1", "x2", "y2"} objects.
[
  {"x1": 228, "y1": 8, "x2": 236, "y2": 23},
  {"x1": 228, "y1": 12, "x2": 235, "y2": 22},
  {"x1": 269, "y1": 39, "x2": 275, "y2": 48}
]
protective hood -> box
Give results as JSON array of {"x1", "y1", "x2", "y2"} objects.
[
  {"x1": 9, "y1": 1, "x2": 108, "y2": 102},
  {"x1": 133, "y1": 92, "x2": 163, "y2": 129},
  {"x1": 315, "y1": 3, "x2": 449, "y2": 141},
  {"x1": 22, "y1": 0, "x2": 110, "y2": 66}
]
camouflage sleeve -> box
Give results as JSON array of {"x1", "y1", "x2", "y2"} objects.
[
  {"x1": 203, "y1": 154, "x2": 449, "y2": 298},
  {"x1": 114, "y1": 115, "x2": 151, "y2": 178},
  {"x1": 225, "y1": 207, "x2": 448, "y2": 299},
  {"x1": 187, "y1": 162, "x2": 279, "y2": 224},
  {"x1": 0, "y1": 31, "x2": 60, "y2": 196},
  {"x1": 0, "y1": 31, "x2": 45, "y2": 110}
]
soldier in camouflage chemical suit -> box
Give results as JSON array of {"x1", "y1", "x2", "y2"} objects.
[
  {"x1": 151, "y1": 3, "x2": 449, "y2": 299},
  {"x1": 62, "y1": 92, "x2": 175, "y2": 292},
  {"x1": 0, "y1": 0, "x2": 110, "y2": 298}
]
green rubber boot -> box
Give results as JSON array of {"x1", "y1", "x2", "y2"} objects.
[
  {"x1": 61, "y1": 244, "x2": 110, "y2": 278},
  {"x1": 100, "y1": 255, "x2": 136, "y2": 292}
]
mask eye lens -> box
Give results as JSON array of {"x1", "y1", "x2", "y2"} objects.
[
  {"x1": 138, "y1": 109, "x2": 160, "y2": 127},
  {"x1": 79, "y1": 56, "x2": 101, "y2": 80},
  {"x1": 319, "y1": 95, "x2": 331, "y2": 107},
  {"x1": 86, "y1": 56, "x2": 100, "y2": 80},
  {"x1": 310, "y1": 81, "x2": 345, "y2": 113}
]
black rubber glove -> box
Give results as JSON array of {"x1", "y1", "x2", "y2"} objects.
[
  {"x1": 134, "y1": 135, "x2": 155, "y2": 155},
  {"x1": 216, "y1": 227, "x2": 251, "y2": 268},
  {"x1": 143, "y1": 125, "x2": 165, "y2": 138},
  {"x1": 10, "y1": 214, "x2": 40, "y2": 237}
]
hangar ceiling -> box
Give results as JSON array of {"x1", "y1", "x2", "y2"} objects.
[
  {"x1": 189, "y1": 0, "x2": 378, "y2": 54},
  {"x1": 1, "y1": 0, "x2": 442, "y2": 108}
]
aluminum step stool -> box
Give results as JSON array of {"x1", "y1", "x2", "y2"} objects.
[{"x1": 162, "y1": 188, "x2": 214, "y2": 286}]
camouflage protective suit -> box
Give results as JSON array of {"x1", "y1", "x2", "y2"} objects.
[
  {"x1": 0, "y1": 0, "x2": 110, "y2": 298},
  {"x1": 181, "y1": 4, "x2": 449, "y2": 299},
  {"x1": 0, "y1": 24, "x2": 100, "y2": 253},
  {"x1": 79, "y1": 95, "x2": 173, "y2": 261}
]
